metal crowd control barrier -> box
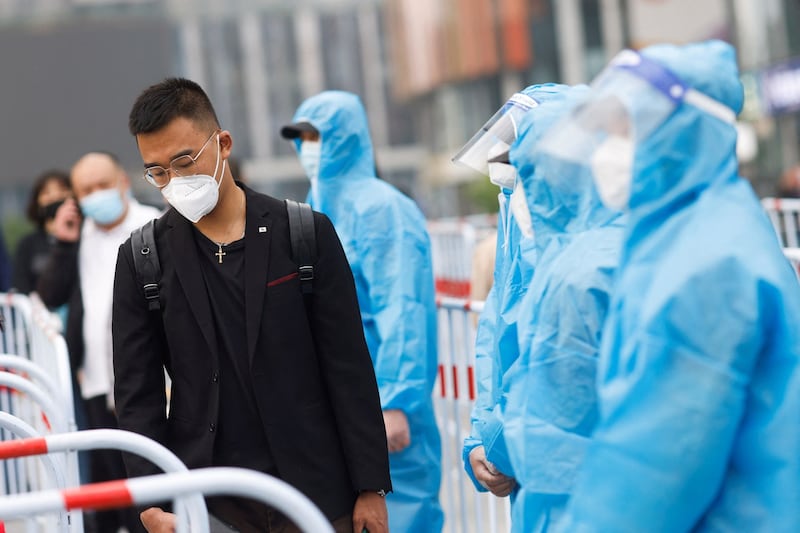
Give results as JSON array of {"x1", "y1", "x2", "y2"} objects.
[
  {"x1": 0, "y1": 367, "x2": 77, "y2": 532},
  {"x1": 429, "y1": 215, "x2": 496, "y2": 298},
  {"x1": 0, "y1": 467, "x2": 333, "y2": 533},
  {"x1": 0, "y1": 293, "x2": 74, "y2": 404},
  {"x1": 0, "y1": 293, "x2": 83, "y2": 533},
  {"x1": 0, "y1": 412, "x2": 69, "y2": 533},
  {"x1": 762, "y1": 197, "x2": 800, "y2": 247},
  {"x1": 0, "y1": 430, "x2": 209, "y2": 533},
  {"x1": 435, "y1": 297, "x2": 511, "y2": 533}
]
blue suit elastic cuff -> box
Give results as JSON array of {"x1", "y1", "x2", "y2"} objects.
[{"x1": 462, "y1": 439, "x2": 489, "y2": 493}]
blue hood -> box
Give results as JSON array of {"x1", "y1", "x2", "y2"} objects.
[
  {"x1": 511, "y1": 85, "x2": 621, "y2": 250},
  {"x1": 291, "y1": 90, "x2": 376, "y2": 183},
  {"x1": 627, "y1": 40, "x2": 743, "y2": 244}
]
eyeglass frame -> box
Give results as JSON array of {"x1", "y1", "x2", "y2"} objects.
[{"x1": 142, "y1": 129, "x2": 220, "y2": 188}]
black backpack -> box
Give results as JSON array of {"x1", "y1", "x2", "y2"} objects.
[{"x1": 130, "y1": 199, "x2": 316, "y2": 312}]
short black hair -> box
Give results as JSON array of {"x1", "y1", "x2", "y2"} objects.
[
  {"x1": 128, "y1": 78, "x2": 220, "y2": 135},
  {"x1": 26, "y1": 169, "x2": 70, "y2": 226}
]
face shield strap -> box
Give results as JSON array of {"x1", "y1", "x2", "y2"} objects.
[
  {"x1": 452, "y1": 92, "x2": 539, "y2": 175},
  {"x1": 610, "y1": 50, "x2": 737, "y2": 125}
]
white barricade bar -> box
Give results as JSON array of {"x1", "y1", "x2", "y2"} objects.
[
  {"x1": 0, "y1": 429, "x2": 208, "y2": 533},
  {"x1": 435, "y1": 297, "x2": 510, "y2": 533},
  {"x1": 0, "y1": 467, "x2": 333, "y2": 533}
]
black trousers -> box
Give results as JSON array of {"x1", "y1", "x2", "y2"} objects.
[
  {"x1": 84, "y1": 394, "x2": 147, "y2": 533},
  {"x1": 208, "y1": 497, "x2": 353, "y2": 533}
]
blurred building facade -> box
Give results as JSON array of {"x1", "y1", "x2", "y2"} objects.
[{"x1": 0, "y1": 0, "x2": 798, "y2": 226}]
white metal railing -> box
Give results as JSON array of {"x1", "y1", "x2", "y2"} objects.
[
  {"x1": 761, "y1": 197, "x2": 800, "y2": 247},
  {"x1": 0, "y1": 429, "x2": 211, "y2": 533},
  {"x1": 435, "y1": 297, "x2": 511, "y2": 533},
  {"x1": 0, "y1": 467, "x2": 332, "y2": 533},
  {"x1": 0, "y1": 293, "x2": 83, "y2": 533}
]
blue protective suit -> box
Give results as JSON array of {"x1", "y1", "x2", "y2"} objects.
[
  {"x1": 558, "y1": 41, "x2": 800, "y2": 532},
  {"x1": 290, "y1": 91, "x2": 443, "y2": 533},
  {"x1": 462, "y1": 84, "x2": 572, "y2": 490},
  {"x1": 502, "y1": 87, "x2": 625, "y2": 533}
]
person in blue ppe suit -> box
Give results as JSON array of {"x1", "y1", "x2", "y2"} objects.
[
  {"x1": 453, "y1": 84, "x2": 572, "y2": 501},
  {"x1": 501, "y1": 85, "x2": 625, "y2": 532},
  {"x1": 281, "y1": 91, "x2": 443, "y2": 533},
  {"x1": 536, "y1": 40, "x2": 800, "y2": 532}
]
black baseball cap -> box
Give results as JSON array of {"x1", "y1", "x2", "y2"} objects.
[{"x1": 280, "y1": 121, "x2": 319, "y2": 139}]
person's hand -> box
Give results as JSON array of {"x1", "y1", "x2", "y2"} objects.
[
  {"x1": 352, "y1": 491, "x2": 388, "y2": 533},
  {"x1": 468, "y1": 446, "x2": 516, "y2": 497},
  {"x1": 383, "y1": 409, "x2": 410, "y2": 453},
  {"x1": 140, "y1": 507, "x2": 176, "y2": 533},
  {"x1": 51, "y1": 198, "x2": 81, "y2": 242}
]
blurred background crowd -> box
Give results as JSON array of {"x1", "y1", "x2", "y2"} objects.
[{"x1": 0, "y1": 0, "x2": 798, "y2": 249}]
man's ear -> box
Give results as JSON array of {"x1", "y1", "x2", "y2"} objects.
[{"x1": 219, "y1": 130, "x2": 234, "y2": 159}]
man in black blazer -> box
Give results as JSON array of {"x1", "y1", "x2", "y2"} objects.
[{"x1": 113, "y1": 78, "x2": 391, "y2": 533}]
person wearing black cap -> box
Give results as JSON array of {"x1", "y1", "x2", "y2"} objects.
[{"x1": 283, "y1": 91, "x2": 444, "y2": 533}]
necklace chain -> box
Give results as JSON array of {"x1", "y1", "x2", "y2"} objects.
[
  {"x1": 213, "y1": 190, "x2": 245, "y2": 264},
  {"x1": 214, "y1": 189, "x2": 246, "y2": 247}
]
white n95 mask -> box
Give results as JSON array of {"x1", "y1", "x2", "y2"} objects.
[
  {"x1": 488, "y1": 162, "x2": 517, "y2": 191},
  {"x1": 300, "y1": 140, "x2": 322, "y2": 207},
  {"x1": 590, "y1": 135, "x2": 635, "y2": 210},
  {"x1": 300, "y1": 140, "x2": 321, "y2": 183},
  {"x1": 487, "y1": 142, "x2": 516, "y2": 190},
  {"x1": 161, "y1": 136, "x2": 225, "y2": 223}
]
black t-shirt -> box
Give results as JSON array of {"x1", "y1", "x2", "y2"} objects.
[{"x1": 192, "y1": 228, "x2": 277, "y2": 476}]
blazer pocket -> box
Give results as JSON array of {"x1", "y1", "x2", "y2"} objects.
[{"x1": 267, "y1": 271, "x2": 298, "y2": 288}]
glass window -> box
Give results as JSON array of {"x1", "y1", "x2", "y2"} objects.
[
  {"x1": 263, "y1": 13, "x2": 301, "y2": 156},
  {"x1": 320, "y1": 11, "x2": 365, "y2": 96}
]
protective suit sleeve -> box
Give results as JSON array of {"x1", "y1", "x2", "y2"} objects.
[
  {"x1": 557, "y1": 263, "x2": 764, "y2": 533},
  {"x1": 462, "y1": 283, "x2": 500, "y2": 492},
  {"x1": 358, "y1": 204, "x2": 437, "y2": 417}
]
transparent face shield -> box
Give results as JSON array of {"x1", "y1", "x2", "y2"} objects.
[
  {"x1": 453, "y1": 92, "x2": 538, "y2": 176},
  {"x1": 536, "y1": 49, "x2": 737, "y2": 169}
]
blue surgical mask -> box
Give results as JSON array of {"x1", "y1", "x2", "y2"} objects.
[
  {"x1": 80, "y1": 188, "x2": 125, "y2": 226},
  {"x1": 300, "y1": 140, "x2": 321, "y2": 206}
]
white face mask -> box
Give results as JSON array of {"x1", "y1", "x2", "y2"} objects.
[
  {"x1": 487, "y1": 142, "x2": 516, "y2": 190},
  {"x1": 488, "y1": 162, "x2": 517, "y2": 190},
  {"x1": 590, "y1": 135, "x2": 635, "y2": 210},
  {"x1": 510, "y1": 181, "x2": 533, "y2": 239},
  {"x1": 300, "y1": 140, "x2": 321, "y2": 207},
  {"x1": 161, "y1": 136, "x2": 225, "y2": 223}
]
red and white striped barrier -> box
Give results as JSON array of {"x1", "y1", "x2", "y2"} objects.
[
  {"x1": 0, "y1": 411, "x2": 70, "y2": 533},
  {"x1": 0, "y1": 429, "x2": 209, "y2": 533},
  {"x1": 435, "y1": 297, "x2": 510, "y2": 533},
  {"x1": 0, "y1": 467, "x2": 333, "y2": 533},
  {"x1": 429, "y1": 216, "x2": 496, "y2": 299},
  {"x1": 0, "y1": 293, "x2": 82, "y2": 532}
]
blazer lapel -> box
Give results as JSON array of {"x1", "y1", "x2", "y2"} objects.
[
  {"x1": 167, "y1": 211, "x2": 218, "y2": 355},
  {"x1": 243, "y1": 188, "x2": 272, "y2": 366}
]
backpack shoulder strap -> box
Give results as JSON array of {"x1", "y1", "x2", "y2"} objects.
[
  {"x1": 285, "y1": 199, "x2": 317, "y2": 294},
  {"x1": 130, "y1": 219, "x2": 162, "y2": 311}
]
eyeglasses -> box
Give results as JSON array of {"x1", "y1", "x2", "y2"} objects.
[{"x1": 143, "y1": 130, "x2": 219, "y2": 188}]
